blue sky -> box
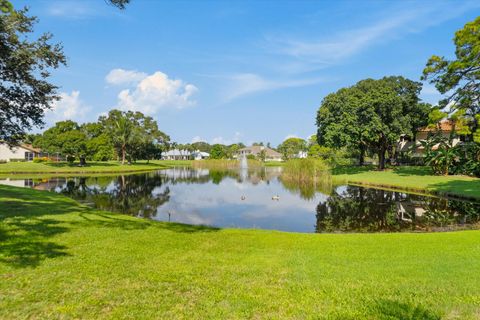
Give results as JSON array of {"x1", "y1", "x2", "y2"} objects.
[{"x1": 12, "y1": 0, "x2": 480, "y2": 146}]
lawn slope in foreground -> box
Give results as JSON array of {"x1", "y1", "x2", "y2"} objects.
[{"x1": 1, "y1": 185, "x2": 479, "y2": 319}]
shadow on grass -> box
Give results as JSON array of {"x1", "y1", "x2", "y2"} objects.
[
  {"x1": 331, "y1": 165, "x2": 375, "y2": 175},
  {"x1": 429, "y1": 180, "x2": 480, "y2": 201},
  {"x1": 373, "y1": 299, "x2": 441, "y2": 320},
  {"x1": 0, "y1": 185, "x2": 218, "y2": 268},
  {"x1": 392, "y1": 166, "x2": 435, "y2": 177}
]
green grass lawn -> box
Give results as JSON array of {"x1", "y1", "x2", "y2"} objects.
[
  {"x1": 0, "y1": 160, "x2": 171, "y2": 174},
  {"x1": 333, "y1": 166, "x2": 480, "y2": 200},
  {"x1": 1, "y1": 185, "x2": 480, "y2": 319}
]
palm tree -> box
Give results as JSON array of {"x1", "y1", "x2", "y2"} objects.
[{"x1": 114, "y1": 116, "x2": 133, "y2": 165}]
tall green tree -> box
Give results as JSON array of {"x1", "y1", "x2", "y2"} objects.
[
  {"x1": 277, "y1": 137, "x2": 307, "y2": 160},
  {"x1": 100, "y1": 110, "x2": 169, "y2": 164},
  {"x1": 0, "y1": 2, "x2": 66, "y2": 145},
  {"x1": 422, "y1": 16, "x2": 480, "y2": 142},
  {"x1": 317, "y1": 77, "x2": 431, "y2": 169},
  {"x1": 209, "y1": 144, "x2": 227, "y2": 159},
  {"x1": 34, "y1": 120, "x2": 88, "y2": 164}
]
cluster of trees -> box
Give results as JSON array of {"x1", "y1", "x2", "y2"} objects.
[
  {"x1": 31, "y1": 110, "x2": 170, "y2": 165},
  {"x1": 172, "y1": 142, "x2": 247, "y2": 160},
  {"x1": 315, "y1": 16, "x2": 480, "y2": 175}
]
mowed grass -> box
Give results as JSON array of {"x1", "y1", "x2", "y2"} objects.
[
  {"x1": 1, "y1": 186, "x2": 480, "y2": 319},
  {"x1": 333, "y1": 166, "x2": 480, "y2": 200},
  {"x1": 0, "y1": 160, "x2": 170, "y2": 174}
]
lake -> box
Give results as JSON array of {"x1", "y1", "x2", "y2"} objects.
[{"x1": 1, "y1": 167, "x2": 479, "y2": 233}]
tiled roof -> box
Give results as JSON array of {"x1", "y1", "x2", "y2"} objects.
[{"x1": 418, "y1": 119, "x2": 456, "y2": 132}]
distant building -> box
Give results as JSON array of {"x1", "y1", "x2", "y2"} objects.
[
  {"x1": 237, "y1": 146, "x2": 283, "y2": 162},
  {"x1": 0, "y1": 142, "x2": 42, "y2": 162},
  {"x1": 296, "y1": 151, "x2": 308, "y2": 159},
  {"x1": 397, "y1": 119, "x2": 464, "y2": 158},
  {"x1": 162, "y1": 149, "x2": 209, "y2": 160}
]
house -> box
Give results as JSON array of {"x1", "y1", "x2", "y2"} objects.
[
  {"x1": 0, "y1": 142, "x2": 42, "y2": 162},
  {"x1": 296, "y1": 151, "x2": 308, "y2": 159},
  {"x1": 397, "y1": 119, "x2": 464, "y2": 158},
  {"x1": 162, "y1": 149, "x2": 210, "y2": 160},
  {"x1": 237, "y1": 146, "x2": 283, "y2": 162},
  {"x1": 191, "y1": 150, "x2": 210, "y2": 160}
]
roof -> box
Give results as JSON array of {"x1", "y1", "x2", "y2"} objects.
[
  {"x1": 164, "y1": 149, "x2": 192, "y2": 156},
  {"x1": 238, "y1": 146, "x2": 282, "y2": 158},
  {"x1": 418, "y1": 119, "x2": 456, "y2": 132},
  {"x1": 0, "y1": 141, "x2": 41, "y2": 153},
  {"x1": 21, "y1": 144, "x2": 41, "y2": 153}
]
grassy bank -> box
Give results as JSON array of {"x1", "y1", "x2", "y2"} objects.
[
  {"x1": 0, "y1": 160, "x2": 171, "y2": 174},
  {"x1": 1, "y1": 185, "x2": 480, "y2": 319},
  {"x1": 333, "y1": 166, "x2": 480, "y2": 200}
]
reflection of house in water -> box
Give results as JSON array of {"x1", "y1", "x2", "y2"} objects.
[
  {"x1": 0, "y1": 178, "x2": 34, "y2": 188},
  {"x1": 161, "y1": 168, "x2": 210, "y2": 180},
  {"x1": 32, "y1": 178, "x2": 68, "y2": 191},
  {"x1": 396, "y1": 201, "x2": 426, "y2": 222}
]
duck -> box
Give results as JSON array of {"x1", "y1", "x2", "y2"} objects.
[{"x1": 272, "y1": 195, "x2": 280, "y2": 201}]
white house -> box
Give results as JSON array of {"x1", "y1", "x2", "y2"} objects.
[
  {"x1": 0, "y1": 142, "x2": 41, "y2": 162},
  {"x1": 237, "y1": 146, "x2": 283, "y2": 161},
  {"x1": 162, "y1": 149, "x2": 209, "y2": 160}
]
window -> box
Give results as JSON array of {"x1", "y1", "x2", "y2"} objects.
[{"x1": 24, "y1": 152, "x2": 34, "y2": 161}]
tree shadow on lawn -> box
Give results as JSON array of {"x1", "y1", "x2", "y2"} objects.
[
  {"x1": 372, "y1": 299, "x2": 441, "y2": 320},
  {"x1": 0, "y1": 186, "x2": 218, "y2": 268},
  {"x1": 391, "y1": 166, "x2": 434, "y2": 176},
  {"x1": 429, "y1": 180, "x2": 480, "y2": 201},
  {"x1": 331, "y1": 165, "x2": 375, "y2": 175}
]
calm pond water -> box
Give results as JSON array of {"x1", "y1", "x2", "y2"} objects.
[{"x1": 1, "y1": 167, "x2": 479, "y2": 233}]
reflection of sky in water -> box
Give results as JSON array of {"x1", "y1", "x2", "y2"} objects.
[
  {"x1": 1, "y1": 167, "x2": 478, "y2": 233},
  {"x1": 154, "y1": 176, "x2": 328, "y2": 232}
]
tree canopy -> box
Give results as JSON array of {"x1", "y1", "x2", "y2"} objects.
[
  {"x1": 277, "y1": 137, "x2": 307, "y2": 160},
  {"x1": 0, "y1": 3, "x2": 66, "y2": 145},
  {"x1": 317, "y1": 76, "x2": 431, "y2": 169},
  {"x1": 422, "y1": 16, "x2": 480, "y2": 142}
]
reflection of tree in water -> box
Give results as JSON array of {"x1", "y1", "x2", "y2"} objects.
[
  {"x1": 60, "y1": 173, "x2": 170, "y2": 219},
  {"x1": 280, "y1": 175, "x2": 333, "y2": 200},
  {"x1": 316, "y1": 186, "x2": 480, "y2": 233}
]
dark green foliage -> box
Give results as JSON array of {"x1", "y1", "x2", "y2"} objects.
[
  {"x1": 277, "y1": 137, "x2": 307, "y2": 160},
  {"x1": 209, "y1": 144, "x2": 228, "y2": 159},
  {"x1": 422, "y1": 16, "x2": 480, "y2": 141},
  {"x1": 0, "y1": 3, "x2": 66, "y2": 145},
  {"x1": 317, "y1": 76, "x2": 431, "y2": 169},
  {"x1": 99, "y1": 109, "x2": 170, "y2": 164}
]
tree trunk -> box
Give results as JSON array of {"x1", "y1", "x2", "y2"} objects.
[
  {"x1": 359, "y1": 145, "x2": 365, "y2": 166},
  {"x1": 378, "y1": 145, "x2": 386, "y2": 170},
  {"x1": 121, "y1": 144, "x2": 126, "y2": 165}
]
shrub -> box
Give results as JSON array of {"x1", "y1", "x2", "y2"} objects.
[
  {"x1": 66, "y1": 155, "x2": 76, "y2": 163},
  {"x1": 33, "y1": 157, "x2": 50, "y2": 163},
  {"x1": 281, "y1": 158, "x2": 330, "y2": 182},
  {"x1": 9, "y1": 158, "x2": 26, "y2": 162},
  {"x1": 0, "y1": 159, "x2": 7, "y2": 164}
]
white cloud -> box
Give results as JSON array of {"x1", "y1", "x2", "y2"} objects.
[
  {"x1": 112, "y1": 71, "x2": 198, "y2": 115},
  {"x1": 45, "y1": 91, "x2": 91, "y2": 125},
  {"x1": 46, "y1": 1, "x2": 98, "y2": 19},
  {"x1": 223, "y1": 73, "x2": 322, "y2": 101},
  {"x1": 105, "y1": 69, "x2": 147, "y2": 85},
  {"x1": 265, "y1": 1, "x2": 480, "y2": 68},
  {"x1": 191, "y1": 136, "x2": 204, "y2": 143}
]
